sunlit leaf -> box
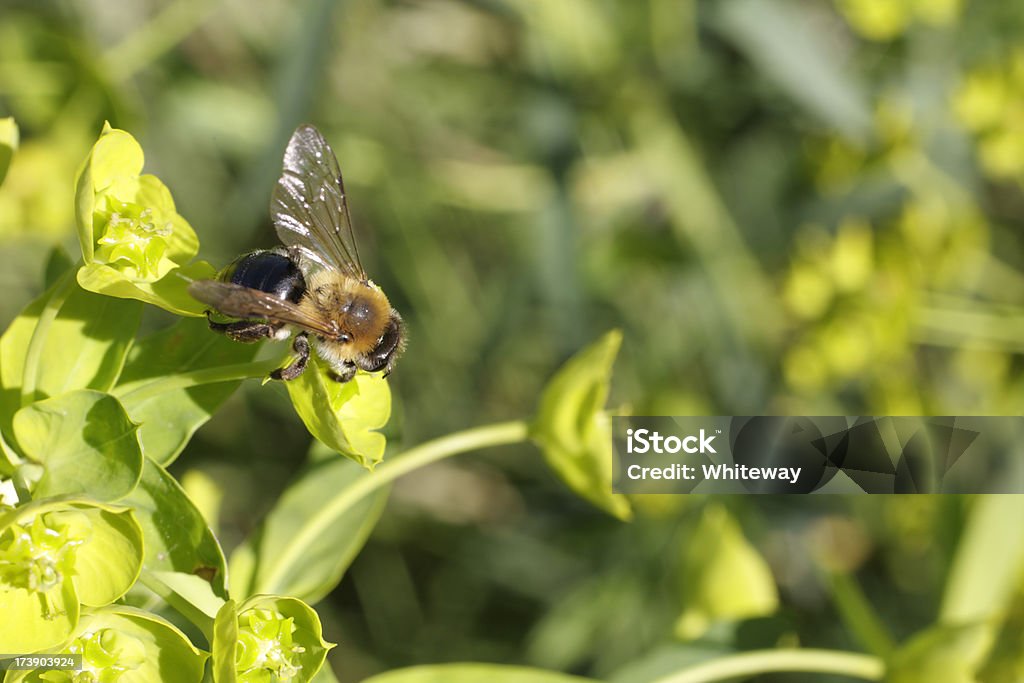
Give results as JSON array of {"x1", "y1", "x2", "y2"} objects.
[
  {"x1": 235, "y1": 455, "x2": 390, "y2": 601},
  {"x1": 941, "y1": 496, "x2": 1024, "y2": 624},
  {"x1": 74, "y1": 123, "x2": 143, "y2": 263},
  {"x1": 530, "y1": 329, "x2": 630, "y2": 520},
  {"x1": 122, "y1": 458, "x2": 228, "y2": 598},
  {"x1": 285, "y1": 358, "x2": 391, "y2": 468},
  {"x1": 115, "y1": 316, "x2": 261, "y2": 465},
  {"x1": 77, "y1": 259, "x2": 216, "y2": 317},
  {"x1": 0, "y1": 273, "x2": 141, "y2": 410},
  {"x1": 6, "y1": 605, "x2": 208, "y2": 683},
  {"x1": 311, "y1": 662, "x2": 341, "y2": 683},
  {"x1": 143, "y1": 570, "x2": 225, "y2": 638},
  {"x1": 0, "y1": 499, "x2": 144, "y2": 651},
  {"x1": 0, "y1": 279, "x2": 52, "y2": 436},
  {"x1": 675, "y1": 505, "x2": 778, "y2": 640},
  {"x1": 887, "y1": 623, "x2": 995, "y2": 683},
  {"x1": 74, "y1": 123, "x2": 208, "y2": 315},
  {"x1": 12, "y1": 390, "x2": 143, "y2": 502},
  {"x1": 61, "y1": 506, "x2": 144, "y2": 607},
  {"x1": 212, "y1": 599, "x2": 240, "y2": 683},
  {"x1": 0, "y1": 575, "x2": 79, "y2": 654},
  {"x1": 35, "y1": 289, "x2": 141, "y2": 398}
]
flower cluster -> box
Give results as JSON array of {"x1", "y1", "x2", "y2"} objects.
[
  {"x1": 236, "y1": 608, "x2": 308, "y2": 682},
  {"x1": 74, "y1": 123, "x2": 213, "y2": 315},
  {"x1": 0, "y1": 512, "x2": 88, "y2": 598},
  {"x1": 94, "y1": 196, "x2": 174, "y2": 280},
  {"x1": 40, "y1": 629, "x2": 146, "y2": 683}
]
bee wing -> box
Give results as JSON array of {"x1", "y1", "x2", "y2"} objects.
[
  {"x1": 189, "y1": 280, "x2": 341, "y2": 339},
  {"x1": 271, "y1": 125, "x2": 366, "y2": 279}
]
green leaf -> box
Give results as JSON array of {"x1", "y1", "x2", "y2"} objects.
[
  {"x1": 34, "y1": 288, "x2": 142, "y2": 398},
  {"x1": 141, "y1": 570, "x2": 226, "y2": 641},
  {"x1": 227, "y1": 543, "x2": 256, "y2": 606},
  {"x1": 0, "y1": 280, "x2": 51, "y2": 434},
  {"x1": 941, "y1": 496, "x2": 1024, "y2": 624},
  {"x1": 12, "y1": 390, "x2": 143, "y2": 502},
  {"x1": 285, "y1": 358, "x2": 391, "y2": 468},
  {"x1": 122, "y1": 458, "x2": 228, "y2": 598},
  {"x1": 77, "y1": 259, "x2": 216, "y2": 317},
  {"x1": 89, "y1": 123, "x2": 145, "y2": 192},
  {"x1": 0, "y1": 429, "x2": 18, "y2": 475},
  {"x1": 212, "y1": 599, "x2": 240, "y2": 683},
  {"x1": 9, "y1": 605, "x2": 208, "y2": 683},
  {"x1": 0, "y1": 499, "x2": 144, "y2": 651},
  {"x1": 887, "y1": 623, "x2": 996, "y2": 683},
  {"x1": 44, "y1": 245, "x2": 75, "y2": 288},
  {"x1": 74, "y1": 123, "x2": 209, "y2": 315},
  {"x1": 0, "y1": 575, "x2": 79, "y2": 654},
  {"x1": 235, "y1": 455, "x2": 390, "y2": 602},
  {"x1": 0, "y1": 274, "x2": 141, "y2": 417},
  {"x1": 311, "y1": 662, "x2": 341, "y2": 683},
  {"x1": 675, "y1": 505, "x2": 779, "y2": 640},
  {"x1": 60, "y1": 506, "x2": 145, "y2": 607},
  {"x1": 74, "y1": 123, "x2": 144, "y2": 263},
  {"x1": 530, "y1": 330, "x2": 630, "y2": 520},
  {"x1": 115, "y1": 316, "x2": 261, "y2": 465},
  {"x1": 33, "y1": 286, "x2": 141, "y2": 397},
  {"x1": 0, "y1": 116, "x2": 19, "y2": 187},
  {"x1": 213, "y1": 596, "x2": 334, "y2": 683},
  {"x1": 362, "y1": 665, "x2": 598, "y2": 683}
]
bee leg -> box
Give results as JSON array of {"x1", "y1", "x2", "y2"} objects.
[
  {"x1": 270, "y1": 332, "x2": 311, "y2": 381},
  {"x1": 327, "y1": 362, "x2": 358, "y2": 383},
  {"x1": 205, "y1": 312, "x2": 277, "y2": 343}
]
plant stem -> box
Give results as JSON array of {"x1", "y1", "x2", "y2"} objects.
[
  {"x1": 257, "y1": 419, "x2": 530, "y2": 593},
  {"x1": 20, "y1": 269, "x2": 77, "y2": 407},
  {"x1": 649, "y1": 649, "x2": 884, "y2": 683},
  {"x1": 826, "y1": 570, "x2": 895, "y2": 657},
  {"x1": 139, "y1": 571, "x2": 217, "y2": 643},
  {"x1": 112, "y1": 358, "x2": 284, "y2": 403}
]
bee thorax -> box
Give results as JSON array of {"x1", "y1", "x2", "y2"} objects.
[{"x1": 304, "y1": 271, "x2": 391, "y2": 356}]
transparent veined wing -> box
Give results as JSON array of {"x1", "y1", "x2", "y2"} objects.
[
  {"x1": 189, "y1": 280, "x2": 342, "y2": 339},
  {"x1": 270, "y1": 124, "x2": 366, "y2": 279}
]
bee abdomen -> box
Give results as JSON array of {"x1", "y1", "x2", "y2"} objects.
[{"x1": 220, "y1": 250, "x2": 306, "y2": 303}]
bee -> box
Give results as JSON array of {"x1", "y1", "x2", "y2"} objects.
[{"x1": 189, "y1": 124, "x2": 404, "y2": 382}]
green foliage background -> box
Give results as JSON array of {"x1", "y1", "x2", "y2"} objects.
[{"x1": 2, "y1": 0, "x2": 1024, "y2": 680}]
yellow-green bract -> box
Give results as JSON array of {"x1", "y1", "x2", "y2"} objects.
[
  {"x1": 0, "y1": 499, "x2": 144, "y2": 653},
  {"x1": 74, "y1": 123, "x2": 215, "y2": 316},
  {"x1": 530, "y1": 329, "x2": 631, "y2": 520}
]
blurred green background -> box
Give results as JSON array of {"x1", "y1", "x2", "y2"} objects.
[{"x1": 2, "y1": 0, "x2": 1024, "y2": 679}]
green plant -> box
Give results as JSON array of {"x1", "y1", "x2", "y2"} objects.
[
  {"x1": 0, "y1": 124, "x2": 629, "y2": 682},
  {"x1": 1, "y1": 123, "x2": 1022, "y2": 683}
]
